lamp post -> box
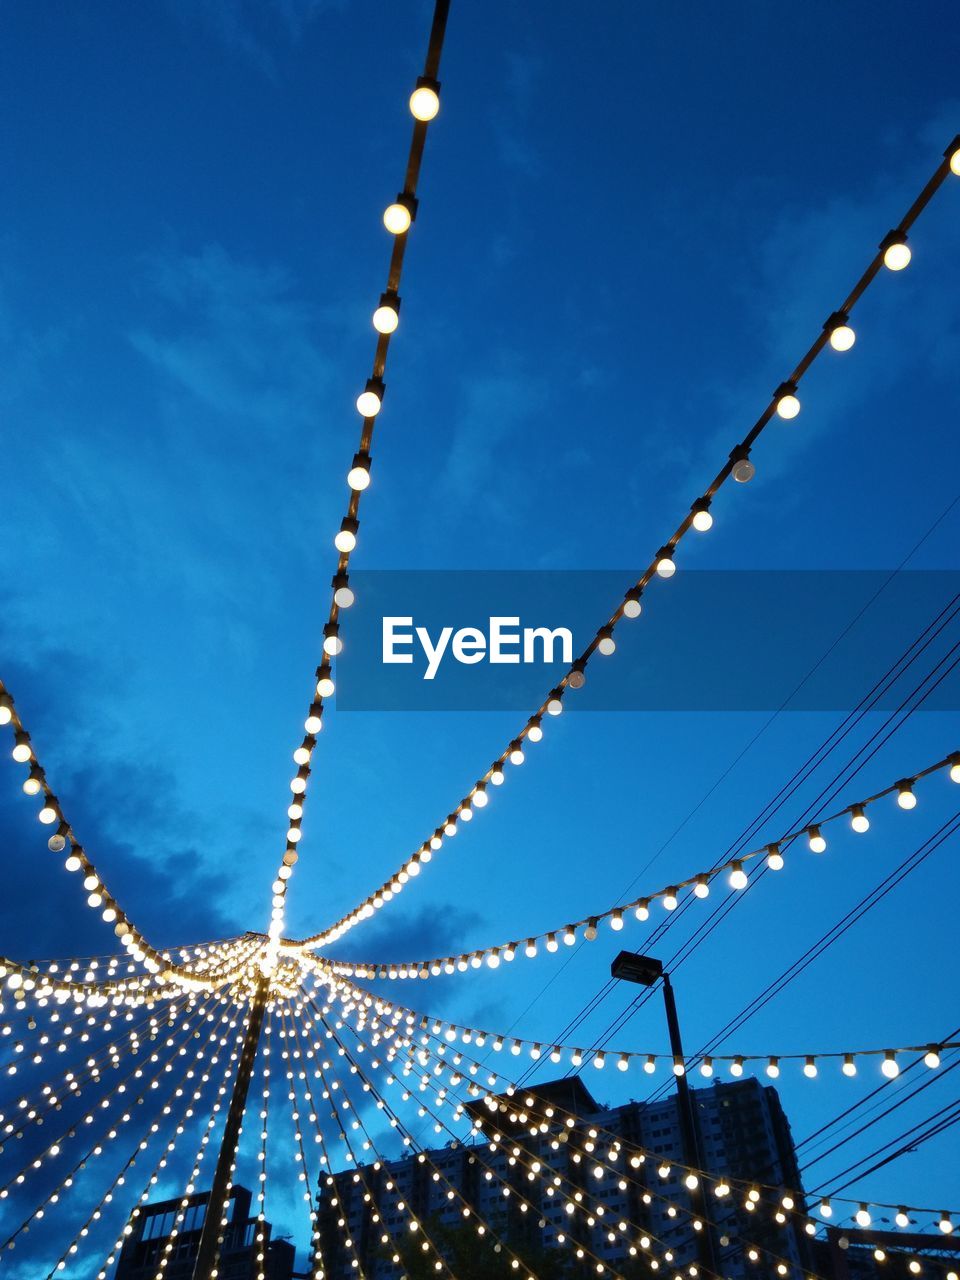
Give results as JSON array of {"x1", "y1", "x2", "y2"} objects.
[{"x1": 610, "y1": 951, "x2": 719, "y2": 1279}]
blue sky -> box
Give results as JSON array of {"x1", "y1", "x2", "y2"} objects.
[{"x1": 1, "y1": 0, "x2": 959, "y2": 1270}]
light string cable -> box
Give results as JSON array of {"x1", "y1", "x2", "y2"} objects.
[
  {"x1": 93, "y1": 997, "x2": 246, "y2": 1280},
  {"x1": 253, "y1": 1005, "x2": 272, "y2": 1280},
  {"x1": 302, "y1": 990, "x2": 830, "y2": 1280},
  {"x1": 148, "y1": 984, "x2": 260, "y2": 1280},
  {"x1": 0, "y1": 989, "x2": 218, "y2": 1206},
  {"x1": 295, "y1": 135, "x2": 960, "y2": 954},
  {"x1": 555, "y1": 624, "x2": 960, "y2": 1100},
  {"x1": 314, "y1": 750, "x2": 960, "y2": 979},
  {"x1": 0, "y1": 679, "x2": 249, "y2": 992},
  {"x1": 0, "y1": 987, "x2": 198, "y2": 1145},
  {"x1": 313, "y1": 971, "x2": 960, "y2": 1227},
  {"x1": 0, "y1": 986, "x2": 223, "y2": 1258},
  {"x1": 263, "y1": 0, "x2": 453, "y2": 969},
  {"x1": 518, "y1": 582, "x2": 960, "y2": 1087},
  {"x1": 36, "y1": 989, "x2": 231, "y2": 1277},
  {"x1": 286, "y1": 997, "x2": 558, "y2": 1280}
]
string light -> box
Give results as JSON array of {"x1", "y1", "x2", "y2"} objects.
[
  {"x1": 774, "y1": 382, "x2": 801, "y2": 420},
  {"x1": 881, "y1": 231, "x2": 911, "y2": 271}
]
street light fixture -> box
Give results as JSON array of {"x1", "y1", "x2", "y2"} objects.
[{"x1": 611, "y1": 950, "x2": 719, "y2": 1278}]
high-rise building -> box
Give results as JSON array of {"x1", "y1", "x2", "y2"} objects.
[
  {"x1": 112, "y1": 1185, "x2": 297, "y2": 1280},
  {"x1": 315, "y1": 1076, "x2": 814, "y2": 1280}
]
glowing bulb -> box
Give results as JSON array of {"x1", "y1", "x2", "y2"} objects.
[
  {"x1": 856, "y1": 1206, "x2": 872, "y2": 1228},
  {"x1": 803, "y1": 1057, "x2": 818, "y2": 1078},
  {"x1": 373, "y1": 295, "x2": 400, "y2": 334},
  {"x1": 65, "y1": 854, "x2": 81, "y2": 872},
  {"x1": 842, "y1": 1054, "x2": 857, "y2": 1077},
  {"x1": 356, "y1": 387, "x2": 382, "y2": 418},
  {"x1": 656, "y1": 555, "x2": 676, "y2": 579},
  {"x1": 776, "y1": 391, "x2": 801, "y2": 420},
  {"x1": 39, "y1": 803, "x2": 58, "y2": 825},
  {"x1": 383, "y1": 202, "x2": 413, "y2": 235},
  {"x1": 546, "y1": 696, "x2": 563, "y2": 715},
  {"x1": 663, "y1": 889, "x2": 678, "y2": 911},
  {"x1": 925, "y1": 1047, "x2": 941, "y2": 1069},
  {"x1": 472, "y1": 787, "x2": 488, "y2": 808},
  {"x1": 729, "y1": 1057, "x2": 743, "y2": 1077},
  {"x1": 527, "y1": 722, "x2": 543, "y2": 743},
  {"x1": 897, "y1": 782, "x2": 917, "y2": 809},
  {"x1": 850, "y1": 805, "x2": 870, "y2": 833},
  {"x1": 335, "y1": 522, "x2": 358, "y2": 553},
  {"x1": 766, "y1": 1058, "x2": 780, "y2": 1078},
  {"x1": 12, "y1": 741, "x2": 31, "y2": 763},
  {"x1": 304, "y1": 712, "x2": 322, "y2": 734},
  {"x1": 693, "y1": 876, "x2": 709, "y2": 899},
  {"x1": 409, "y1": 83, "x2": 440, "y2": 122},
  {"x1": 896, "y1": 1210, "x2": 910, "y2": 1229},
  {"x1": 509, "y1": 746, "x2": 525, "y2": 766},
  {"x1": 767, "y1": 844, "x2": 784, "y2": 871},
  {"x1": 950, "y1": 756, "x2": 960, "y2": 783},
  {"x1": 729, "y1": 862, "x2": 747, "y2": 890},
  {"x1": 952, "y1": 148, "x2": 960, "y2": 177},
  {"x1": 334, "y1": 584, "x2": 355, "y2": 608},
  {"x1": 0, "y1": 698, "x2": 10, "y2": 726},
  {"x1": 597, "y1": 632, "x2": 616, "y2": 656},
  {"x1": 700, "y1": 1058, "x2": 714, "y2": 1077},
  {"x1": 623, "y1": 595, "x2": 642, "y2": 619},
  {"x1": 347, "y1": 456, "x2": 371, "y2": 491},
  {"x1": 939, "y1": 1215, "x2": 953, "y2": 1235},
  {"x1": 692, "y1": 504, "x2": 713, "y2": 532},
  {"x1": 685, "y1": 1174, "x2": 698, "y2": 1191},
  {"x1": 634, "y1": 901, "x2": 650, "y2": 922},
  {"x1": 881, "y1": 1052, "x2": 899, "y2": 1079},
  {"x1": 808, "y1": 826, "x2": 826, "y2": 853},
  {"x1": 22, "y1": 775, "x2": 42, "y2": 796},
  {"x1": 819, "y1": 1200, "x2": 833, "y2": 1219},
  {"x1": 829, "y1": 323, "x2": 856, "y2": 352},
  {"x1": 293, "y1": 746, "x2": 312, "y2": 765},
  {"x1": 316, "y1": 675, "x2": 335, "y2": 698},
  {"x1": 883, "y1": 237, "x2": 911, "y2": 271},
  {"x1": 609, "y1": 911, "x2": 623, "y2": 931},
  {"x1": 323, "y1": 633, "x2": 342, "y2": 656}
]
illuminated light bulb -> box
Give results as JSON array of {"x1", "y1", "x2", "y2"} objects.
[
  {"x1": 290, "y1": 776, "x2": 306, "y2": 794},
  {"x1": 546, "y1": 932, "x2": 558, "y2": 953},
  {"x1": 593, "y1": 1052, "x2": 605, "y2": 1070},
  {"x1": 617, "y1": 1054, "x2": 629, "y2": 1072},
  {"x1": 767, "y1": 844, "x2": 784, "y2": 871},
  {"x1": 663, "y1": 889, "x2": 678, "y2": 911},
  {"x1": 509, "y1": 744, "x2": 525, "y2": 766},
  {"x1": 546, "y1": 695, "x2": 563, "y2": 715},
  {"x1": 430, "y1": 834, "x2": 442, "y2": 850},
  {"x1": 881, "y1": 231, "x2": 911, "y2": 271},
  {"x1": 896, "y1": 1210, "x2": 910, "y2": 1229},
  {"x1": 856, "y1": 1205, "x2": 872, "y2": 1228},
  {"x1": 715, "y1": 1181, "x2": 730, "y2": 1198},
  {"x1": 356, "y1": 379, "x2": 384, "y2": 418},
  {"x1": 304, "y1": 707, "x2": 323, "y2": 735},
  {"x1": 65, "y1": 854, "x2": 81, "y2": 872},
  {"x1": 335, "y1": 518, "x2": 359, "y2": 553},
  {"x1": 850, "y1": 804, "x2": 870, "y2": 833},
  {"x1": 950, "y1": 754, "x2": 960, "y2": 783},
  {"x1": 472, "y1": 785, "x2": 488, "y2": 808},
  {"x1": 373, "y1": 292, "x2": 400, "y2": 335},
  {"x1": 316, "y1": 674, "x2": 335, "y2": 697},
  {"x1": 940, "y1": 1215, "x2": 954, "y2": 1235},
  {"x1": 691, "y1": 500, "x2": 713, "y2": 532},
  {"x1": 12, "y1": 736, "x2": 32, "y2": 763},
  {"x1": 524, "y1": 939, "x2": 537, "y2": 959},
  {"x1": 951, "y1": 145, "x2": 960, "y2": 176},
  {"x1": 22, "y1": 772, "x2": 42, "y2": 796},
  {"x1": 673, "y1": 1057, "x2": 685, "y2": 1077},
  {"x1": 287, "y1": 826, "x2": 302, "y2": 843},
  {"x1": 775, "y1": 383, "x2": 801, "y2": 420},
  {"x1": 807, "y1": 825, "x2": 826, "y2": 853},
  {"x1": 693, "y1": 875, "x2": 709, "y2": 899},
  {"x1": 803, "y1": 1056, "x2": 818, "y2": 1079},
  {"x1": 334, "y1": 584, "x2": 355, "y2": 609},
  {"x1": 347, "y1": 453, "x2": 372, "y2": 490},
  {"x1": 766, "y1": 1057, "x2": 780, "y2": 1078},
  {"x1": 622, "y1": 591, "x2": 642, "y2": 619},
  {"x1": 700, "y1": 1058, "x2": 714, "y2": 1077},
  {"x1": 409, "y1": 79, "x2": 440, "y2": 122},
  {"x1": 609, "y1": 911, "x2": 624, "y2": 931},
  {"x1": 597, "y1": 628, "x2": 616, "y2": 656},
  {"x1": 729, "y1": 1057, "x2": 744, "y2": 1077},
  {"x1": 658, "y1": 1162, "x2": 671, "y2": 1179},
  {"x1": 39, "y1": 802, "x2": 58, "y2": 825},
  {"x1": 48, "y1": 833, "x2": 66, "y2": 853},
  {"x1": 383, "y1": 198, "x2": 414, "y2": 234},
  {"x1": 924, "y1": 1046, "x2": 942, "y2": 1069},
  {"x1": 490, "y1": 766, "x2": 505, "y2": 785},
  {"x1": 635, "y1": 900, "x2": 650, "y2": 922},
  {"x1": 0, "y1": 695, "x2": 11, "y2": 725},
  {"x1": 819, "y1": 1199, "x2": 833, "y2": 1218},
  {"x1": 684, "y1": 1174, "x2": 698, "y2": 1190},
  {"x1": 527, "y1": 719, "x2": 543, "y2": 743},
  {"x1": 563, "y1": 927, "x2": 576, "y2": 945},
  {"x1": 897, "y1": 780, "x2": 917, "y2": 809},
  {"x1": 729, "y1": 862, "x2": 748, "y2": 890},
  {"x1": 881, "y1": 1051, "x2": 899, "y2": 1079},
  {"x1": 655, "y1": 549, "x2": 676, "y2": 578},
  {"x1": 293, "y1": 745, "x2": 312, "y2": 765},
  {"x1": 842, "y1": 1054, "x2": 857, "y2": 1077}
]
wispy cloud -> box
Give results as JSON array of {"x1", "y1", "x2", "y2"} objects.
[{"x1": 163, "y1": 0, "x2": 341, "y2": 80}]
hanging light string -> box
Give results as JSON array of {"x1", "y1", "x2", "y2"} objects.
[
  {"x1": 254, "y1": 1008, "x2": 272, "y2": 1280},
  {"x1": 295, "y1": 993, "x2": 824, "y2": 1280},
  {"x1": 307, "y1": 751, "x2": 960, "y2": 978},
  {"x1": 293, "y1": 137, "x2": 960, "y2": 954},
  {"x1": 261, "y1": 0, "x2": 453, "y2": 974},
  {"x1": 32, "y1": 997, "x2": 230, "y2": 1278},
  {"x1": 0, "y1": 989, "x2": 201, "y2": 1145},
  {"x1": 287, "y1": 996, "x2": 569, "y2": 1280},
  {"x1": 0, "y1": 988, "x2": 223, "y2": 1257},
  {"x1": 318, "y1": 974, "x2": 960, "y2": 1236},
  {"x1": 0, "y1": 990, "x2": 217, "y2": 1206},
  {"x1": 91, "y1": 1001, "x2": 244, "y2": 1280}
]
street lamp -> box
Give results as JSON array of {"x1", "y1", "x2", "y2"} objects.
[{"x1": 611, "y1": 950, "x2": 719, "y2": 1277}]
